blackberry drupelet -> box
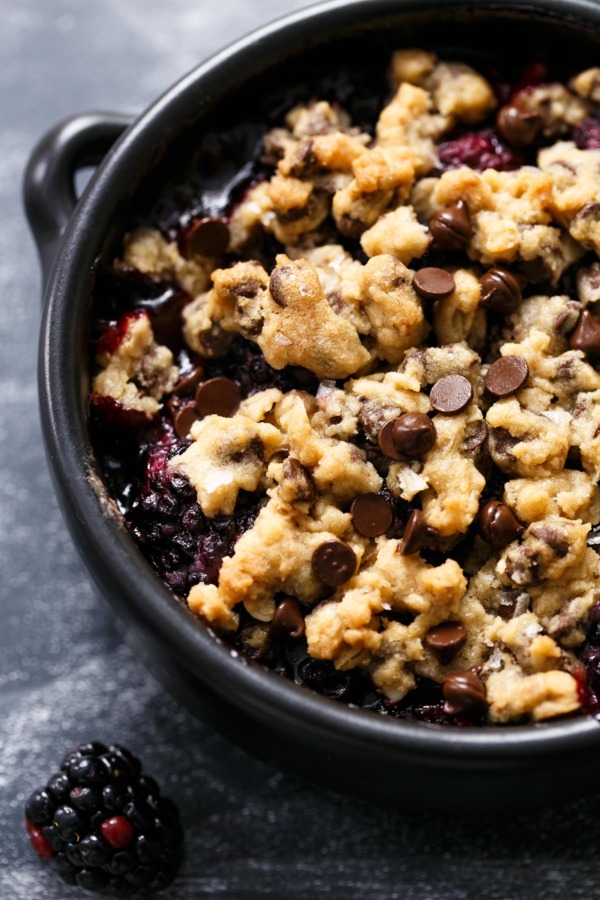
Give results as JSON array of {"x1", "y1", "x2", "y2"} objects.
[{"x1": 25, "y1": 742, "x2": 183, "y2": 895}]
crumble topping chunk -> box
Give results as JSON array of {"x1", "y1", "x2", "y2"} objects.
[{"x1": 92, "y1": 312, "x2": 179, "y2": 416}]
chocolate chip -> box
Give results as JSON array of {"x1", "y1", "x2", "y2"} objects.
[
  {"x1": 172, "y1": 404, "x2": 198, "y2": 439},
  {"x1": 197, "y1": 324, "x2": 235, "y2": 359},
  {"x1": 485, "y1": 355, "x2": 529, "y2": 397},
  {"x1": 497, "y1": 589, "x2": 522, "y2": 620},
  {"x1": 577, "y1": 263, "x2": 600, "y2": 302},
  {"x1": 574, "y1": 202, "x2": 600, "y2": 227},
  {"x1": 167, "y1": 395, "x2": 183, "y2": 428},
  {"x1": 429, "y1": 375, "x2": 473, "y2": 414},
  {"x1": 181, "y1": 216, "x2": 230, "y2": 258},
  {"x1": 172, "y1": 366, "x2": 204, "y2": 397},
  {"x1": 424, "y1": 621, "x2": 467, "y2": 663},
  {"x1": 359, "y1": 402, "x2": 398, "y2": 442},
  {"x1": 569, "y1": 309, "x2": 600, "y2": 353},
  {"x1": 398, "y1": 510, "x2": 439, "y2": 556},
  {"x1": 311, "y1": 540, "x2": 357, "y2": 587},
  {"x1": 277, "y1": 204, "x2": 311, "y2": 224},
  {"x1": 232, "y1": 280, "x2": 261, "y2": 299},
  {"x1": 337, "y1": 213, "x2": 367, "y2": 239},
  {"x1": 195, "y1": 377, "x2": 241, "y2": 418},
  {"x1": 479, "y1": 267, "x2": 522, "y2": 314},
  {"x1": 461, "y1": 420, "x2": 489, "y2": 454},
  {"x1": 269, "y1": 267, "x2": 290, "y2": 307},
  {"x1": 351, "y1": 493, "x2": 393, "y2": 538},
  {"x1": 270, "y1": 597, "x2": 305, "y2": 641},
  {"x1": 377, "y1": 419, "x2": 407, "y2": 461},
  {"x1": 533, "y1": 523, "x2": 569, "y2": 558},
  {"x1": 490, "y1": 426, "x2": 520, "y2": 459},
  {"x1": 392, "y1": 413, "x2": 436, "y2": 458},
  {"x1": 412, "y1": 267, "x2": 455, "y2": 301},
  {"x1": 555, "y1": 303, "x2": 582, "y2": 338},
  {"x1": 429, "y1": 201, "x2": 471, "y2": 252},
  {"x1": 229, "y1": 435, "x2": 264, "y2": 465},
  {"x1": 282, "y1": 457, "x2": 315, "y2": 502},
  {"x1": 479, "y1": 500, "x2": 524, "y2": 550},
  {"x1": 496, "y1": 104, "x2": 541, "y2": 147},
  {"x1": 442, "y1": 670, "x2": 487, "y2": 716}
]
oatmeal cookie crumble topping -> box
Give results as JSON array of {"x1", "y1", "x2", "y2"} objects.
[{"x1": 91, "y1": 49, "x2": 600, "y2": 725}]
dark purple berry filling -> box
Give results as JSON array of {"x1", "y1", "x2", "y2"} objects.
[
  {"x1": 128, "y1": 427, "x2": 261, "y2": 595},
  {"x1": 573, "y1": 118, "x2": 600, "y2": 150},
  {"x1": 438, "y1": 129, "x2": 524, "y2": 172},
  {"x1": 577, "y1": 601, "x2": 600, "y2": 716}
]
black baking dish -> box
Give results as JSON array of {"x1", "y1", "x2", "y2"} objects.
[{"x1": 26, "y1": 0, "x2": 600, "y2": 811}]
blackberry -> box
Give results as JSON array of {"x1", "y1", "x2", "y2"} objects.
[{"x1": 25, "y1": 742, "x2": 183, "y2": 895}]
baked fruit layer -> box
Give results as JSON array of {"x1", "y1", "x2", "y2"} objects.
[{"x1": 90, "y1": 51, "x2": 600, "y2": 725}]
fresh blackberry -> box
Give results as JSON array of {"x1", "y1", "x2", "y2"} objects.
[{"x1": 25, "y1": 742, "x2": 183, "y2": 895}]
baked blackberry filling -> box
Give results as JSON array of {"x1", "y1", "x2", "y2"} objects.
[{"x1": 90, "y1": 51, "x2": 600, "y2": 725}]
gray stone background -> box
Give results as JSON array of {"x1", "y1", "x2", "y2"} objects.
[{"x1": 2, "y1": 1, "x2": 600, "y2": 897}]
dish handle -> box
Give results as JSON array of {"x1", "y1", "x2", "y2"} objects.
[{"x1": 23, "y1": 112, "x2": 132, "y2": 290}]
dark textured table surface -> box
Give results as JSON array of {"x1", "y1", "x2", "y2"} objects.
[{"x1": 3, "y1": 1, "x2": 600, "y2": 897}]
